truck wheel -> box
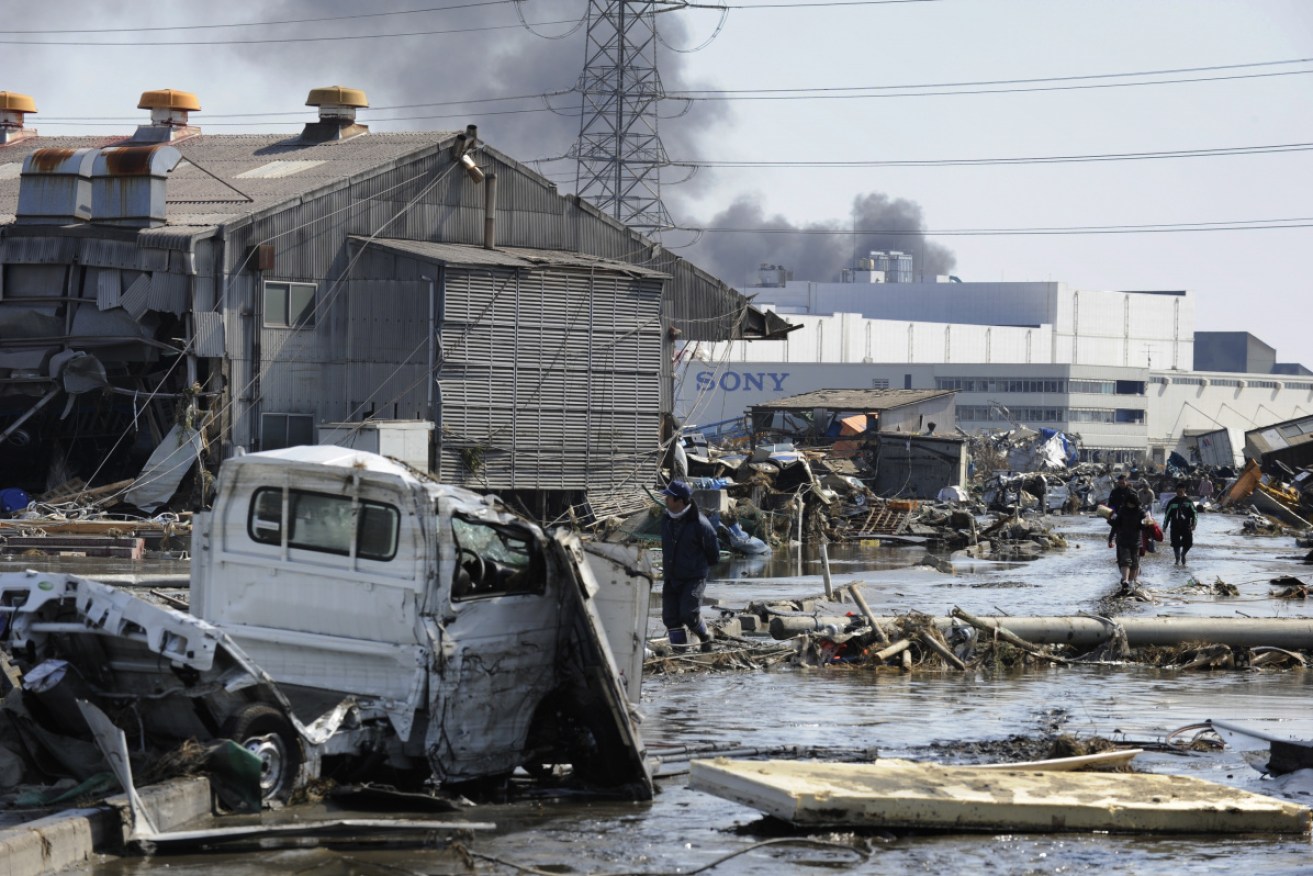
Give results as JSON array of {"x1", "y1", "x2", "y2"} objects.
[{"x1": 222, "y1": 704, "x2": 301, "y2": 802}]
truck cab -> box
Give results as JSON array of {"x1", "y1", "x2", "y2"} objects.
[{"x1": 3, "y1": 446, "x2": 652, "y2": 800}]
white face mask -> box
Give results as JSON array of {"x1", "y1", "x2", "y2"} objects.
[{"x1": 666, "y1": 503, "x2": 690, "y2": 519}]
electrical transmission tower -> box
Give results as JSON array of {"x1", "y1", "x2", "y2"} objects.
[{"x1": 574, "y1": 0, "x2": 673, "y2": 232}]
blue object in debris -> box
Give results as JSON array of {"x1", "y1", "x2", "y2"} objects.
[
  {"x1": 719, "y1": 521, "x2": 771, "y2": 556},
  {"x1": 0, "y1": 488, "x2": 32, "y2": 514}
]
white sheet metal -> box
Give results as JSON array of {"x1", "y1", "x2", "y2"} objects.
[{"x1": 123, "y1": 423, "x2": 202, "y2": 511}]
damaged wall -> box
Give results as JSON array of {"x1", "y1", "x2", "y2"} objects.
[{"x1": 870, "y1": 433, "x2": 969, "y2": 499}]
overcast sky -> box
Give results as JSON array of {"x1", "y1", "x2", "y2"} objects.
[{"x1": 8, "y1": 0, "x2": 1311, "y2": 366}]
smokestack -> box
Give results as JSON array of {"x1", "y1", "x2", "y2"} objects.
[
  {"x1": 133, "y1": 89, "x2": 202, "y2": 143},
  {"x1": 0, "y1": 91, "x2": 37, "y2": 145},
  {"x1": 301, "y1": 85, "x2": 369, "y2": 143}
]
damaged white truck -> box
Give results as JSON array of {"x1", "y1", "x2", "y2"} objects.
[{"x1": 0, "y1": 446, "x2": 653, "y2": 801}]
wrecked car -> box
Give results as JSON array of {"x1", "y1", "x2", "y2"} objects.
[{"x1": 0, "y1": 445, "x2": 652, "y2": 802}]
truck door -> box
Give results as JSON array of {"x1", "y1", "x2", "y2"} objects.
[{"x1": 426, "y1": 512, "x2": 560, "y2": 783}]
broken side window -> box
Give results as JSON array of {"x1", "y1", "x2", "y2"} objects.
[
  {"x1": 450, "y1": 516, "x2": 543, "y2": 600},
  {"x1": 248, "y1": 487, "x2": 400, "y2": 561}
]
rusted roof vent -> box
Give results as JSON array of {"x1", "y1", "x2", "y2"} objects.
[
  {"x1": 0, "y1": 91, "x2": 38, "y2": 145},
  {"x1": 91, "y1": 144, "x2": 182, "y2": 228},
  {"x1": 16, "y1": 147, "x2": 96, "y2": 224},
  {"x1": 132, "y1": 88, "x2": 201, "y2": 143},
  {"x1": 301, "y1": 85, "x2": 369, "y2": 143}
]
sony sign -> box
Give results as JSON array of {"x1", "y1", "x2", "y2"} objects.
[{"x1": 693, "y1": 371, "x2": 791, "y2": 392}]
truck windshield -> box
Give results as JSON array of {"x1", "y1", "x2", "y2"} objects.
[{"x1": 450, "y1": 516, "x2": 542, "y2": 600}]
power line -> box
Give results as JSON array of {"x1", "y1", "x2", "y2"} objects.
[
  {"x1": 4, "y1": 1, "x2": 518, "y2": 34},
  {"x1": 673, "y1": 56, "x2": 1313, "y2": 93},
  {"x1": 685, "y1": 0, "x2": 944, "y2": 6},
  {"x1": 36, "y1": 90, "x2": 575, "y2": 121},
  {"x1": 669, "y1": 142, "x2": 1313, "y2": 168},
  {"x1": 1, "y1": 18, "x2": 583, "y2": 46},
  {"x1": 675, "y1": 218, "x2": 1313, "y2": 236},
  {"x1": 668, "y1": 68, "x2": 1313, "y2": 101}
]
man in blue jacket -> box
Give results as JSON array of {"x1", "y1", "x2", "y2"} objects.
[{"x1": 660, "y1": 480, "x2": 721, "y2": 653}]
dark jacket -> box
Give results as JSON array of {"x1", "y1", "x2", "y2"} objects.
[
  {"x1": 660, "y1": 505, "x2": 720, "y2": 581},
  {"x1": 1108, "y1": 505, "x2": 1147, "y2": 547},
  {"x1": 1163, "y1": 496, "x2": 1197, "y2": 531},
  {"x1": 1107, "y1": 484, "x2": 1134, "y2": 511}
]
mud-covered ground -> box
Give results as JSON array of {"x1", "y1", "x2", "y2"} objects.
[{"x1": 78, "y1": 512, "x2": 1313, "y2": 874}]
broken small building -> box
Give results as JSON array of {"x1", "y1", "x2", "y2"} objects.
[
  {"x1": 0, "y1": 87, "x2": 791, "y2": 515},
  {"x1": 746, "y1": 388, "x2": 966, "y2": 499}
]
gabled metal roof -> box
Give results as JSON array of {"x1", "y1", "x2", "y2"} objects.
[
  {"x1": 0, "y1": 132, "x2": 456, "y2": 231},
  {"x1": 352, "y1": 236, "x2": 668, "y2": 279}
]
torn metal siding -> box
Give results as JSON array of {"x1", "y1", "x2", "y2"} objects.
[{"x1": 436, "y1": 266, "x2": 663, "y2": 492}]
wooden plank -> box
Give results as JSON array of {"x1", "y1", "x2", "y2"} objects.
[
  {"x1": 1, "y1": 536, "x2": 145, "y2": 559},
  {"x1": 969, "y1": 749, "x2": 1142, "y2": 772},
  {"x1": 689, "y1": 758, "x2": 1312, "y2": 834}
]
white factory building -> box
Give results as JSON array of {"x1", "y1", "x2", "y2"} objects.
[{"x1": 676, "y1": 263, "x2": 1313, "y2": 465}]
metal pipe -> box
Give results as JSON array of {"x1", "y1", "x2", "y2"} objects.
[
  {"x1": 483, "y1": 173, "x2": 497, "y2": 249},
  {"x1": 423, "y1": 273, "x2": 436, "y2": 472},
  {"x1": 767, "y1": 614, "x2": 1313, "y2": 651},
  {"x1": 0, "y1": 386, "x2": 60, "y2": 445}
]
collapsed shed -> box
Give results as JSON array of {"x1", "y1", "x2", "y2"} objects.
[{"x1": 747, "y1": 389, "x2": 965, "y2": 499}]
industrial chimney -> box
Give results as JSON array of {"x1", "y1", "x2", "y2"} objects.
[
  {"x1": 301, "y1": 86, "x2": 369, "y2": 143},
  {"x1": 0, "y1": 91, "x2": 38, "y2": 145}
]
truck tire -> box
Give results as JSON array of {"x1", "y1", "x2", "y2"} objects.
[{"x1": 222, "y1": 704, "x2": 301, "y2": 802}]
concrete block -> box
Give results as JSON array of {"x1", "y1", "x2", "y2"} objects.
[
  {"x1": 0, "y1": 776, "x2": 211, "y2": 876},
  {"x1": 714, "y1": 618, "x2": 742, "y2": 638}
]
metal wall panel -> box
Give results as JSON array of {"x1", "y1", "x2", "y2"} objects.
[
  {"x1": 94, "y1": 268, "x2": 121, "y2": 310},
  {"x1": 77, "y1": 238, "x2": 143, "y2": 270},
  {"x1": 436, "y1": 266, "x2": 663, "y2": 492},
  {"x1": 193, "y1": 310, "x2": 225, "y2": 358},
  {"x1": 0, "y1": 236, "x2": 77, "y2": 264}
]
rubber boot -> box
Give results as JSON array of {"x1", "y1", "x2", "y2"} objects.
[
  {"x1": 692, "y1": 622, "x2": 713, "y2": 653},
  {"x1": 667, "y1": 627, "x2": 688, "y2": 654}
]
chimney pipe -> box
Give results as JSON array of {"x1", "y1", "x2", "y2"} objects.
[
  {"x1": 0, "y1": 91, "x2": 37, "y2": 144},
  {"x1": 483, "y1": 173, "x2": 498, "y2": 249}
]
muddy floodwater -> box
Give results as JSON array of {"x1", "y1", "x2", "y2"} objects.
[{"x1": 78, "y1": 513, "x2": 1313, "y2": 874}]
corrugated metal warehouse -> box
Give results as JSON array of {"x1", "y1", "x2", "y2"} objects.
[{"x1": 0, "y1": 87, "x2": 791, "y2": 514}]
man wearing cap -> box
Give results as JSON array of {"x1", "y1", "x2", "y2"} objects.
[
  {"x1": 660, "y1": 480, "x2": 720, "y2": 654},
  {"x1": 1107, "y1": 473, "x2": 1134, "y2": 514}
]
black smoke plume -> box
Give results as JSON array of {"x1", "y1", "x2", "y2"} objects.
[{"x1": 678, "y1": 191, "x2": 956, "y2": 287}]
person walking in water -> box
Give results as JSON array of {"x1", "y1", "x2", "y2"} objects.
[
  {"x1": 1107, "y1": 494, "x2": 1148, "y2": 586},
  {"x1": 1107, "y1": 473, "x2": 1134, "y2": 513},
  {"x1": 1163, "y1": 481, "x2": 1199, "y2": 565},
  {"x1": 659, "y1": 480, "x2": 720, "y2": 653}
]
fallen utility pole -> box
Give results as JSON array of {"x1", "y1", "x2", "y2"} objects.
[{"x1": 768, "y1": 615, "x2": 1313, "y2": 651}]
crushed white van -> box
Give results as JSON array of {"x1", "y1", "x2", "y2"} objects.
[{"x1": 0, "y1": 446, "x2": 653, "y2": 801}]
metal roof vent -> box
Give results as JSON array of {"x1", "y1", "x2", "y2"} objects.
[
  {"x1": 91, "y1": 144, "x2": 182, "y2": 228},
  {"x1": 0, "y1": 91, "x2": 38, "y2": 145},
  {"x1": 132, "y1": 88, "x2": 201, "y2": 143},
  {"x1": 15, "y1": 147, "x2": 96, "y2": 224},
  {"x1": 301, "y1": 86, "x2": 369, "y2": 143}
]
